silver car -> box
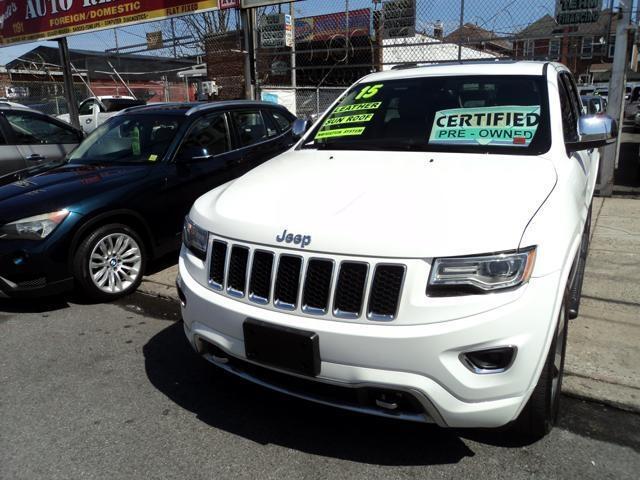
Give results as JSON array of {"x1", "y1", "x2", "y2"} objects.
[{"x1": 0, "y1": 103, "x2": 83, "y2": 176}]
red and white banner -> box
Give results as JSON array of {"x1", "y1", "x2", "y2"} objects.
[
  {"x1": 0, "y1": 0, "x2": 220, "y2": 46},
  {"x1": 219, "y1": 0, "x2": 240, "y2": 9}
]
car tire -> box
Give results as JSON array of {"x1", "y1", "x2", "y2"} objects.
[
  {"x1": 568, "y1": 204, "x2": 591, "y2": 319},
  {"x1": 73, "y1": 223, "x2": 146, "y2": 301},
  {"x1": 511, "y1": 295, "x2": 569, "y2": 440}
]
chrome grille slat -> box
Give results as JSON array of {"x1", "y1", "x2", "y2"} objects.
[
  {"x1": 227, "y1": 246, "x2": 249, "y2": 297},
  {"x1": 249, "y1": 250, "x2": 274, "y2": 304},
  {"x1": 208, "y1": 240, "x2": 227, "y2": 290},
  {"x1": 302, "y1": 259, "x2": 334, "y2": 315},
  {"x1": 273, "y1": 255, "x2": 302, "y2": 310},
  {"x1": 206, "y1": 237, "x2": 405, "y2": 321}
]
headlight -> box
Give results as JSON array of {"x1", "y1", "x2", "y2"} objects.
[
  {"x1": 0, "y1": 209, "x2": 70, "y2": 240},
  {"x1": 183, "y1": 216, "x2": 208, "y2": 260},
  {"x1": 428, "y1": 247, "x2": 536, "y2": 294}
]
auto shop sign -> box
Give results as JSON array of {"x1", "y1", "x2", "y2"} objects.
[
  {"x1": 555, "y1": 0, "x2": 603, "y2": 25},
  {"x1": 0, "y1": 0, "x2": 220, "y2": 46}
]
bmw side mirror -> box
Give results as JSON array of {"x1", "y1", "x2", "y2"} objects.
[
  {"x1": 567, "y1": 114, "x2": 617, "y2": 151},
  {"x1": 292, "y1": 118, "x2": 310, "y2": 140}
]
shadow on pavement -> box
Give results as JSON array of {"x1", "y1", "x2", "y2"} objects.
[
  {"x1": 0, "y1": 295, "x2": 72, "y2": 314},
  {"x1": 616, "y1": 140, "x2": 640, "y2": 188},
  {"x1": 143, "y1": 323, "x2": 553, "y2": 465}
]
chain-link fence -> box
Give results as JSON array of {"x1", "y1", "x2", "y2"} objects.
[{"x1": 1, "y1": 1, "x2": 635, "y2": 119}]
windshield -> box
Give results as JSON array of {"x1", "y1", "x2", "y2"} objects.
[
  {"x1": 69, "y1": 115, "x2": 182, "y2": 164},
  {"x1": 304, "y1": 75, "x2": 551, "y2": 155}
]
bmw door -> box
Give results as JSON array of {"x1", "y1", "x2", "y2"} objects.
[
  {"x1": 157, "y1": 111, "x2": 241, "y2": 250},
  {"x1": 2, "y1": 110, "x2": 82, "y2": 167},
  {"x1": 229, "y1": 108, "x2": 291, "y2": 174}
]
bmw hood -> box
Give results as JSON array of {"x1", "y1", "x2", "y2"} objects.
[
  {"x1": 191, "y1": 150, "x2": 557, "y2": 258},
  {"x1": 0, "y1": 163, "x2": 152, "y2": 224}
]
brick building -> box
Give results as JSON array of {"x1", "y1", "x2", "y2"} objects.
[{"x1": 512, "y1": 10, "x2": 638, "y2": 84}]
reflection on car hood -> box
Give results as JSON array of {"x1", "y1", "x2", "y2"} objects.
[
  {"x1": 191, "y1": 150, "x2": 558, "y2": 258},
  {"x1": 0, "y1": 162, "x2": 152, "y2": 224}
]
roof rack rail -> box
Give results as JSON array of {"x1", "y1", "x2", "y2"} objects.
[{"x1": 390, "y1": 58, "x2": 519, "y2": 70}]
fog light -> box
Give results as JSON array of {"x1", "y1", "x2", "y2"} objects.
[
  {"x1": 176, "y1": 278, "x2": 187, "y2": 307},
  {"x1": 461, "y1": 346, "x2": 516, "y2": 374}
]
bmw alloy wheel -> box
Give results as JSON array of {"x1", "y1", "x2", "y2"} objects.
[{"x1": 89, "y1": 233, "x2": 142, "y2": 294}]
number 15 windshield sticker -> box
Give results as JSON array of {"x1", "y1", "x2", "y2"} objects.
[
  {"x1": 315, "y1": 84, "x2": 384, "y2": 140},
  {"x1": 429, "y1": 105, "x2": 541, "y2": 147}
]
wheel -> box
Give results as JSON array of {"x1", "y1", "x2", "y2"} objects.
[
  {"x1": 73, "y1": 223, "x2": 146, "y2": 301},
  {"x1": 568, "y1": 204, "x2": 592, "y2": 319},
  {"x1": 511, "y1": 295, "x2": 569, "y2": 440}
]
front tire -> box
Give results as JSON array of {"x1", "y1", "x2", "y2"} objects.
[
  {"x1": 511, "y1": 295, "x2": 569, "y2": 440},
  {"x1": 73, "y1": 223, "x2": 146, "y2": 301}
]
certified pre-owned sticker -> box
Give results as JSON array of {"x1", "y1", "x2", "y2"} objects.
[{"x1": 429, "y1": 105, "x2": 541, "y2": 147}]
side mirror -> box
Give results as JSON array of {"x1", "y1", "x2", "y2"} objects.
[
  {"x1": 567, "y1": 114, "x2": 617, "y2": 151},
  {"x1": 176, "y1": 145, "x2": 214, "y2": 163},
  {"x1": 291, "y1": 118, "x2": 310, "y2": 140}
]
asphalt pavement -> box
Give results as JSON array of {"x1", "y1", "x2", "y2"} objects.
[{"x1": 1, "y1": 292, "x2": 639, "y2": 480}]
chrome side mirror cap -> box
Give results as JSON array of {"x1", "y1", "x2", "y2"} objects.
[
  {"x1": 568, "y1": 114, "x2": 617, "y2": 151},
  {"x1": 292, "y1": 118, "x2": 310, "y2": 139}
]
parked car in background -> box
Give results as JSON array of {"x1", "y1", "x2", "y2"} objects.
[
  {"x1": 0, "y1": 101, "x2": 296, "y2": 300},
  {"x1": 58, "y1": 96, "x2": 146, "y2": 133},
  {"x1": 0, "y1": 103, "x2": 83, "y2": 177},
  {"x1": 179, "y1": 61, "x2": 615, "y2": 440},
  {"x1": 581, "y1": 95, "x2": 607, "y2": 115}
]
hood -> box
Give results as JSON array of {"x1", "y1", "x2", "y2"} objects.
[
  {"x1": 191, "y1": 150, "x2": 557, "y2": 258},
  {"x1": 0, "y1": 162, "x2": 152, "y2": 224}
]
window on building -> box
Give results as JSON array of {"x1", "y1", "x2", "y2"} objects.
[
  {"x1": 549, "y1": 39, "x2": 561, "y2": 60},
  {"x1": 523, "y1": 39, "x2": 534, "y2": 58},
  {"x1": 581, "y1": 36, "x2": 593, "y2": 59},
  {"x1": 609, "y1": 35, "x2": 615, "y2": 57}
]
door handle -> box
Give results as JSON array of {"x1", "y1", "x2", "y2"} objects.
[{"x1": 28, "y1": 154, "x2": 46, "y2": 162}]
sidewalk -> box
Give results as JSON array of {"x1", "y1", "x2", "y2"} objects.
[
  {"x1": 140, "y1": 197, "x2": 640, "y2": 413},
  {"x1": 564, "y1": 197, "x2": 640, "y2": 412}
]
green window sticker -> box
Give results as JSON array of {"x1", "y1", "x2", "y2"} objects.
[
  {"x1": 429, "y1": 105, "x2": 541, "y2": 147},
  {"x1": 333, "y1": 102, "x2": 382, "y2": 113},
  {"x1": 315, "y1": 127, "x2": 366, "y2": 139},
  {"x1": 355, "y1": 83, "x2": 384, "y2": 100},
  {"x1": 323, "y1": 113, "x2": 374, "y2": 127},
  {"x1": 131, "y1": 126, "x2": 141, "y2": 156}
]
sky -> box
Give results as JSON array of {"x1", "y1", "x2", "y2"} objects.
[{"x1": 0, "y1": 0, "x2": 629, "y2": 66}]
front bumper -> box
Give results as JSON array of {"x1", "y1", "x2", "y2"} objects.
[
  {"x1": 178, "y1": 255, "x2": 562, "y2": 429},
  {"x1": 0, "y1": 234, "x2": 74, "y2": 298}
]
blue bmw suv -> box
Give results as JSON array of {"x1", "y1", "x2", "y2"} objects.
[{"x1": 0, "y1": 101, "x2": 296, "y2": 300}]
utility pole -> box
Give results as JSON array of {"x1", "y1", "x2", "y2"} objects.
[
  {"x1": 241, "y1": 7, "x2": 255, "y2": 100},
  {"x1": 58, "y1": 38, "x2": 80, "y2": 130},
  {"x1": 457, "y1": 0, "x2": 465, "y2": 61},
  {"x1": 602, "y1": 1, "x2": 632, "y2": 197},
  {"x1": 290, "y1": 1, "x2": 296, "y2": 88}
]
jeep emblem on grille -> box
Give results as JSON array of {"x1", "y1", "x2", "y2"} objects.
[{"x1": 276, "y1": 229, "x2": 311, "y2": 248}]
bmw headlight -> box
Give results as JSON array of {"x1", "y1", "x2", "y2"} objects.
[
  {"x1": 428, "y1": 247, "x2": 536, "y2": 294},
  {"x1": 183, "y1": 216, "x2": 208, "y2": 260},
  {"x1": 0, "y1": 209, "x2": 70, "y2": 240}
]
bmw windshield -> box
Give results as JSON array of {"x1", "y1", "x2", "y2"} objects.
[
  {"x1": 69, "y1": 115, "x2": 183, "y2": 164},
  {"x1": 303, "y1": 75, "x2": 551, "y2": 155}
]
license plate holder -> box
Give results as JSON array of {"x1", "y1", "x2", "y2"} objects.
[{"x1": 243, "y1": 319, "x2": 320, "y2": 376}]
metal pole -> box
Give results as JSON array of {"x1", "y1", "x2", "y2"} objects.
[
  {"x1": 251, "y1": 8, "x2": 259, "y2": 99},
  {"x1": 58, "y1": 38, "x2": 80, "y2": 130},
  {"x1": 458, "y1": 0, "x2": 465, "y2": 61},
  {"x1": 171, "y1": 18, "x2": 178, "y2": 58},
  {"x1": 290, "y1": 1, "x2": 296, "y2": 88},
  {"x1": 602, "y1": 1, "x2": 632, "y2": 197},
  {"x1": 241, "y1": 8, "x2": 254, "y2": 99}
]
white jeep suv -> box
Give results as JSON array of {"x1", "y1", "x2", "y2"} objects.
[{"x1": 177, "y1": 61, "x2": 615, "y2": 439}]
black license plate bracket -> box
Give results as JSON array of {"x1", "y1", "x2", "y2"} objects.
[{"x1": 243, "y1": 318, "x2": 320, "y2": 376}]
